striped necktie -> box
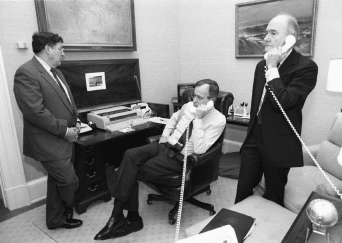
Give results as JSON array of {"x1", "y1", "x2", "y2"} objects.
[
  {"x1": 50, "y1": 68, "x2": 71, "y2": 104},
  {"x1": 166, "y1": 120, "x2": 194, "y2": 159}
]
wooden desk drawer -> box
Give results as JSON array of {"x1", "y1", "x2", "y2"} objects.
[
  {"x1": 77, "y1": 153, "x2": 101, "y2": 171},
  {"x1": 78, "y1": 167, "x2": 103, "y2": 185},
  {"x1": 76, "y1": 145, "x2": 100, "y2": 157},
  {"x1": 77, "y1": 180, "x2": 106, "y2": 201}
]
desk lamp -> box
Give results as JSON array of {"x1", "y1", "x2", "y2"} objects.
[
  {"x1": 304, "y1": 59, "x2": 342, "y2": 243},
  {"x1": 326, "y1": 58, "x2": 342, "y2": 111}
]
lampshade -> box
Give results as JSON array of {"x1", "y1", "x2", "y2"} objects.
[{"x1": 326, "y1": 59, "x2": 342, "y2": 92}]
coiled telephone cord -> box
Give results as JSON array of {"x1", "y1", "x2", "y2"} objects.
[
  {"x1": 174, "y1": 126, "x2": 189, "y2": 243},
  {"x1": 267, "y1": 84, "x2": 342, "y2": 199}
]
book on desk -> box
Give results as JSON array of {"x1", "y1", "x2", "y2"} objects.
[{"x1": 200, "y1": 208, "x2": 256, "y2": 243}]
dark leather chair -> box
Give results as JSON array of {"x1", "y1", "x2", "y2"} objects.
[{"x1": 144, "y1": 89, "x2": 234, "y2": 224}]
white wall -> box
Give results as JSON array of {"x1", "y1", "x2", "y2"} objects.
[
  {"x1": 1, "y1": 0, "x2": 342, "y2": 186},
  {"x1": 0, "y1": 0, "x2": 181, "y2": 182}
]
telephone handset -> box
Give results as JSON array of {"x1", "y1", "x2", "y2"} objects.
[
  {"x1": 206, "y1": 100, "x2": 214, "y2": 110},
  {"x1": 188, "y1": 100, "x2": 214, "y2": 113},
  {"x1": 264, "y1": 35, "x2": 296, "y2": 60}
]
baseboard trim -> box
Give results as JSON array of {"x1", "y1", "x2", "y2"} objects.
[
  {"x1": 26, "y1": 176, "x2": 47, "y2": 203},
  {"x1": 3, "y1": 184, "x2": 31, "y2": 210},
  {"x1": 222, "y1": 139, "x2": 242, "y2": 153}
]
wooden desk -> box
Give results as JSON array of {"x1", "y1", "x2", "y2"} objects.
[
  {"x1": 226, "y1": 115, "x2": 250, "y2": 127},
  {"x1": 74, "y1": 122, "x2": 164, "y2": 214}
]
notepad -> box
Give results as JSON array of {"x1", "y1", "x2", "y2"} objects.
[
  {"x1": 80, "y1": 122, "x2": 92, "y2": 133},
  {"x1": 200, "y1": 208, "x2": 256, "y2": 243}
]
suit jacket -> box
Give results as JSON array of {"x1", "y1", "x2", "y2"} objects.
[
  {"x1": 245, "y1": 49, "x2": 318, "y2": 168},
  {"x1": 13, "y1": 57, "x2": 78, "y2": 161}
]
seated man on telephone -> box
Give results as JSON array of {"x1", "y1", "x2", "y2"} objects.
[{"x1": 94, "y1": 79, "x2": 226, "y2": 240}]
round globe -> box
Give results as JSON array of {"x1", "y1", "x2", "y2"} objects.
[{"x1": 306, "y1": 199, "x2": 338, "y2": 227}]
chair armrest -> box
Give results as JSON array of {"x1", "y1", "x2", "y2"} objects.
[
  {"x1": 146, "y1": 135, "x2": 161, "y2": 144},
  {"x1": 187, "y1": 143, "x2": 222, "y2": 167},
  {"x1": 303, "y1": 144, "x2": 320, "y2": 166}
]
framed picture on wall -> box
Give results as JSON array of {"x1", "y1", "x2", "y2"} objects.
[
  {"x1": 235, "y1": 0, "x2": 318, "y2": 58},
  {"x1": 34, "y1": 0, "x2": 136, "y2": 52}
]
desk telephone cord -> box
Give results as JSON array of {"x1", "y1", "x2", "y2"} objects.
[
  {"x1": 174, "y1": 126, "x2": 190, "y2": 242},
  {"x1": 173, "y1": 87, "x2": 342, "y2": 242}
]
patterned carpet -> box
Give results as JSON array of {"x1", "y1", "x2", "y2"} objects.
[{"x1": 0, "y1": 176, "x2": 237, "y2": 243}]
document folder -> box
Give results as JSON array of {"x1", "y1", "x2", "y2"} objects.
[{"x1": 200, "y1": 208, "x2": 256, "y2": 243}]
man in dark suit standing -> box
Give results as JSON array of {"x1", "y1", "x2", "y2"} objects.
[
  {"x1": 235, "y1": 14, "x2": 318, "y2": 206},
  {"x1": 13, "y1": 32, "x2": 83, "y2": 229}
]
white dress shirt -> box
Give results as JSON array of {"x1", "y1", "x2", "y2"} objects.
[{"x1": 162, "y1": 102, "x2": 226, "y2": 156}]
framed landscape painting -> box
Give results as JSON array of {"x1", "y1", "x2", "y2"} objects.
[
  {"x1": 235, "y1": 0, "x2": 318, "y2": 58},
  {"x1": 34, "y1": 0, "x2": 136, "y2": 52}
]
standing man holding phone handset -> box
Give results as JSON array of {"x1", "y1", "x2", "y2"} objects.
[{"x1": 235, "y1": 13, "x2": 318, "y2": 206}]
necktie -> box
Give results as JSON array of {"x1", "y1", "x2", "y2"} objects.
[
  {"x1": 178, "y1": 120, "x2": 194, "y2": 147},
  {"x1": 166, "y1": 120, "x2": 193, "y2": 159},
  {"x1": 50, "y1": 68, "x2": 71, "y2": 104}
]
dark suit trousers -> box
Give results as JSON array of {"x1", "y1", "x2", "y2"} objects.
[
  {"x1": 235, "y1": 121, "x2": 290, "y2": 207},
  {"x1": 112, "y1": 142, "x2": 184, "y2": 211},
  {"x1": 41, "y1": 157, "x2": 79, "y2": 228}
]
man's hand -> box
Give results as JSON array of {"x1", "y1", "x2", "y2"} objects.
[
  {"x1": 76, "y1": 121, "x2": 81, "y2": 134},
  {"x1": 159, "y1": 135, "x2": 168, "y2": 144},
  {"x1": 265, "y1": 46, "x2": 282, "y2": 69},
  {"x1": 65, "y1": 127, "x2": 79, "y2": 143},
  {"x1": 194, "y1": 104, "x2": 210, "y2": 119}
]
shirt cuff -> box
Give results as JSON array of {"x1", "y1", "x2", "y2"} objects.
[
  {"x1": 265, "y1": 67, "x2": 280, "y2": 82},
  {"x1": 65, "y1": 127, "x2": 70, "y2": 137}
]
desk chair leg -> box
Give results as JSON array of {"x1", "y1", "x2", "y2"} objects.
[
  {"x1": 168, "y1": 202, "x2": 179, "y2": 225},
  {"x1": 146, "y1": 186, "x2": 216, "y2": 225},
  {"x1": 185, "y1": 197, "x2": 216, "y2": 216}
]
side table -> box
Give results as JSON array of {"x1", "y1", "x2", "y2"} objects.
[{"x1": 282, "y1": 191, "x2": 342, "y2": 243}]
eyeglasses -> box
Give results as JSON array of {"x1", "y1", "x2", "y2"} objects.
[
  {"x1": 190, "y1": 92, "x2": 212, "y2": 101},
  {"x1": 48, "y1": 45, "x2": 64, "y2": 53},
  {"x1": 57, "y1": 47, "x2": 64, "y2": 53}
]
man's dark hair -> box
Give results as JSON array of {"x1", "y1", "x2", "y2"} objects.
[
  {"x1": 195, "y1": 79, "x2": 219, "y2": 98},
  {"x1": 32, "y1": 32, "x2": 63, "y2": 54}
]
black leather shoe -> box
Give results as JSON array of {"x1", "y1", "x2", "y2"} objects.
[
  {"x1": 94, "y1": 217, "x2": 126, "y2": 240},
  {"x1": 48, "y1": 218, "x2": 83, "y2": 230},
  {"x1": 116, "y1": 216, "x2": 143, "y2": 237}
]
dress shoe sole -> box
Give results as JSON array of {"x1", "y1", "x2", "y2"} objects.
[
  {"x1": 48, "y1": 223, "x2": 82, "y2": 230},
  {"x1": 48, "y1": 220, "x2": 83, "y2": 230}
]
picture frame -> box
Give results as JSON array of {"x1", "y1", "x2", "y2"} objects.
[
  {"x1": 85, "y1": 72, "x2": 106, "y2": 91},
  {"x1": 34, "y1": 0, "x2": 136, "y2": 52},
  {"x1": 235, "y1": 0, "x2": 318, "y2": 58}
]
